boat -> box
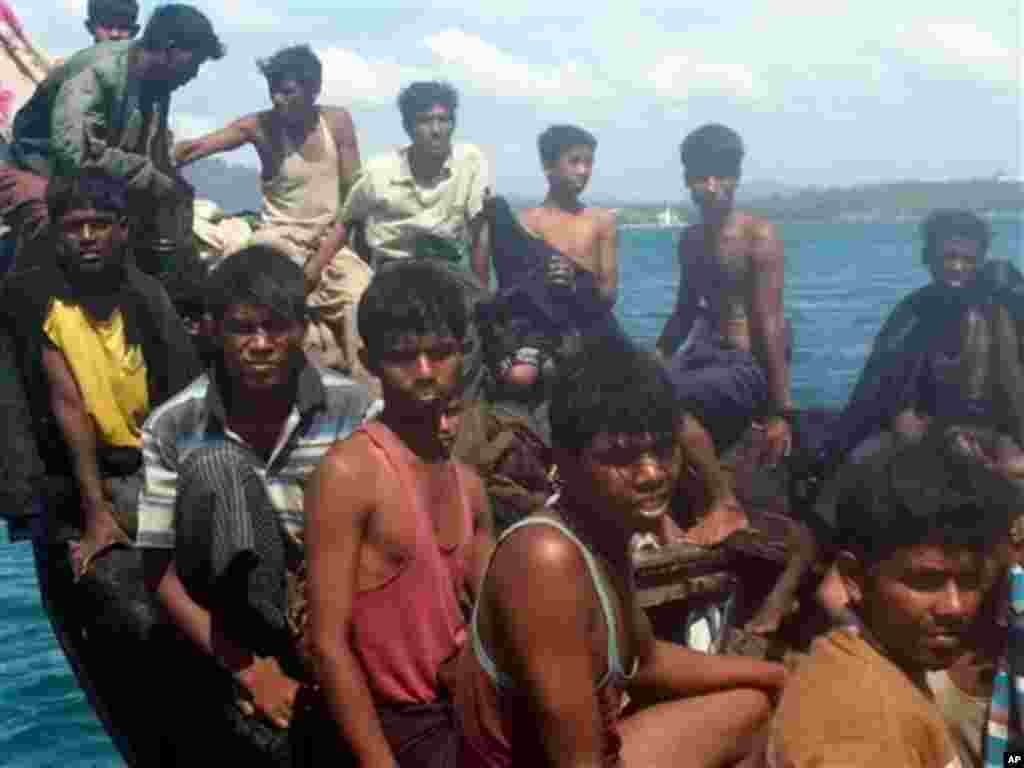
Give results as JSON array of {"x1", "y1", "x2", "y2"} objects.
[
  {"x1": 657, "y1": 204, "x2": 685, "y2": 228},
  {"x1": 1, "y1": 397, "x2": 839, "y2": 766}
]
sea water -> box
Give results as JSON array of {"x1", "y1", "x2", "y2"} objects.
[{"x1": 1, "y1": 217, "x2": 1021, "y2": 766}]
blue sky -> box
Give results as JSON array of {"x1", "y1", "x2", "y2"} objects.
[{"x1": 17, "y1": 0, "x2": 1024, "y2": 202}]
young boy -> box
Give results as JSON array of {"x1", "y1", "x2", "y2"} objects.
[
  {"x1": 456, "y1": 333, "x2": 786, "y2": 768},
  {"x1": 305, "y1": 260, "x2": 493, "y2": 767},
  {"x1": 483, "y1": 124, "x2": 621, "y2": 399}
]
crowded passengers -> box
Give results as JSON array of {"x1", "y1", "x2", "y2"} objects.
[{"x1": 2, "y1": 4, "x2": 1024, "y2": 768}]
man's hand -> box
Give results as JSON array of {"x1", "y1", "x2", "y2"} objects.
[
  {"x1": 71, "y1": 499, "x2": 130, "y2": 581},
  {"x1": 235, "y1": 656, "x2": 300, "y2": 729},
  {"x1": 303, "y1": 258, "x2": 324, "y2": 295},
  {"x1": 753, "y1": 416, "x2": 792, "y2": 467}
]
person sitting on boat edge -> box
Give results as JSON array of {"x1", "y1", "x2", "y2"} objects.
[
  {"x1": 455, "y1": 332, "x2": 786, "y2": 768},
  {"x1": 819, "y1": 209, "x2": 1024, "y2": 473},
  {"x1": 481, "y1": 124, "x2": 622, "y2": 402},
  {"x1": 303, "y1": 260, "x2": 493, "y2": 768},
  {"x1": 173, "y1": 44, "x2": 372, "y2": 384},
  {"x1": 135, "y1": 246, "x2": 376, "y2": 743},
  {"x1": 315, "y1": 80, "x2": 491, "y2": 399},
  {"x1": 656, "y1": 123, "x2": 792, "y2": 465},
  {"x1": 767, "y1": 427, "x2": 1017, "y2": 768},
  {"x1": 0, "y1": 170, "x2": 200, "y2": 579}
]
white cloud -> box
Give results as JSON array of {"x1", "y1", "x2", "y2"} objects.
[
  {"x1": 169, "y1": 111, "x2": 218, "y2": 140},
  {"x1": 647, "y1": 52, "x2": 757, "y2": 104},
  {"x1": 317, "y1": 47, "x2": 433, "y2": 107},
  {"x1": 420, "y1": 28, "x2": 610, "y2": 105}
]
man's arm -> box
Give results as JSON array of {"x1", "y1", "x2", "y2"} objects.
[
  {"x1": 305, "y1": 439, "x2": 397, "y2": 768},
  {"x1": 470, "y1": 215, "x2": 491, "y2": 290},
  {"x1": 136, "y1": 421, "x2": 299, "y2": 727},
  {"x1": 655, "y1": 230, "x2": 699, "y2": 359},
  {"x1": 594, "y1": 210, "x2": 618, "y2": 308},
  {"x1": 326, "y1": 107, "x2": 361, "y2": 205},
  {"x1": 748, "y1": 220, "x2": 792, "y2": 462},
  {"x1": 173, "y1": 115, "x2": 260, "y2": 168},
  {"x1": 628, "y1": 597, "x2": 786, "y2": 703},
  {"x1": 51, "y1": 68, "x2": 175, "y2": 198},
  {"x1": 143, "y1": 550, "x2": 298, "y2": 727},
  {"x1": 489, "y1": 527, "x2": 606, "y2": 768},
  {"x1": 41, "y1": 344, "x2": 128, "y2": 574},
  {"x1": 308, "y1": 169, "x2": 372, "y2": 291},
  {"x1": 462, "y1": 466, "x2": 495, "y2": 603}
]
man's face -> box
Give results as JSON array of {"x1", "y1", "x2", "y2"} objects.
[
  {"x1": 269, "y1": 78, "x2": 316, "y2": 124},
  {"x1": 685, "y1": 172, "x2": 739, "y2": 217},
  {"x1": 56, "y1": 207, "x2": 128, "y2": 279},
  {"x1": 411, "y1": 104, "x2": 453, "y2": 161},
  {"x1": 847, "y1": 543, "x2": 992, "y2": 673},
  {"x1": 562, "y1": 430, "x2": 683, "y2": 533},
  {"x1": 548, "y1": 145, "x2": 594, "y2": 197},
  {"x1": 217, "y1": 303, "x2": 305, "y2": 393},
  {"x1": 369, "y1": 333, "x2": 462, "y2": 412},
  {"x1": 152, "y1": 46, "x2": 203, "y2": 91},
  {"x1": 86, "y1": 17, "x2": 139, "y2": 43},
  {"x1": 930, "y1": 237, "x2": 984, "y2": 291},
  {"x1": 437, "y1": 396, "x2": 465, "y2": 455}
]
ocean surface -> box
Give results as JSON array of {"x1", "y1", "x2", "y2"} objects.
[{"x1": 2, "y1": 217, "x2": 1022, "y2": 766}]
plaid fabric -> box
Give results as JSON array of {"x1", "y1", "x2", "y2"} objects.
[{"x1": 985, "y1": 565, "x2": 1024, "y2": 766}]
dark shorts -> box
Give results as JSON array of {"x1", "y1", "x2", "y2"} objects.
[{"x1": 669, "y1": 331, "x2": 768, "y2": 451}]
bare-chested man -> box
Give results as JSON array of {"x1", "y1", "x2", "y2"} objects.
[
  {"x1": 483, "y1": 124, "x2": 620, "y2": 400},
  {"x1": 174, "y1": 44, "x2": 368, "y2": 378},
  {"x1": 305, "y1": 260, "x2": 494, "y2": 768},
  {"x1": 656, "y1": 124, "x2": 791, "y2": 463}
]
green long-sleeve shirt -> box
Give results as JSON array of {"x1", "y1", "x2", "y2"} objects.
[{"x1": 10, "y1": 40, "x2": 175, "y2": 198}]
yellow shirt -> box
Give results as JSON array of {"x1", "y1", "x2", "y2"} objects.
[{"x1": 43, "y1": 299, "x2": 149, "y2": 449}]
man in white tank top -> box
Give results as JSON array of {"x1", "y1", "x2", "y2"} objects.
[{"x1": 174, "y1": 44, "x2": 373, "y2": 387}]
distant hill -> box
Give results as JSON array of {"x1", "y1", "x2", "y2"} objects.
[
  {"x1": 741, "y1": 178, "x2": 1024, "y2": 221},
  {"x1": 182, "y1": 159, "x2": 1024, "y2": 224},
  {"x1": 181, "y1": 157, "x2": 262, "y2": 213}
]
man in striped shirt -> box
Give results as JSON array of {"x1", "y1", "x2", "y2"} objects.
[{"x1": 136, "y1": 244, "x2": 375, "y2": 740}]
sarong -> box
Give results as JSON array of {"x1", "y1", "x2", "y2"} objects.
[{"x1": 670, "y1": 316, "x2": 768, "y2": 452}]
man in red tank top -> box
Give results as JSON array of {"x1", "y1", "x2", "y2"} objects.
[{"x1": 305, "y1": 260, "x2": 494, "y2": 767}]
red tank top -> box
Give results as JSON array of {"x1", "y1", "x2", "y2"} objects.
[{"x1": 349, "y1": 422, "x2": 475, "y2": 705}]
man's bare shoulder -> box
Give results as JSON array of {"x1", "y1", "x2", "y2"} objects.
[
  {"x1": 583, "y1": 206, "x2": 616, "y2": 232},
  {"x1": 317, "y1": 431, "x2": 384, "y2": 496},
  {"x1": 490, "y1": 522, "x2": 590, "y2": 590},
  {"x1": 320, "y1": 105, "x2": 356, "y2": 131},
  {"x1": 735, "y1": 211, "x2": 778, "y2": 242}
]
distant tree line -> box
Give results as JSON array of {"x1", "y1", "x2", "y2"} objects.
[
  {"x1": 182, "y1": 158, "x2": 1024, "y2": 223},
  {"x1": 739, "y1": 179, "x2": 1024, "y2": 221}
]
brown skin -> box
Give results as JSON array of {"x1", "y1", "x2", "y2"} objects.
[
  {"x1": 518, "y1": 143, "x2": 618, "y2": 309},
  {"x1": 306, "y1": 333, "x2": 494, "y2": 768},
  {"x1": 174, "y1": 79, "x2": 361, "y2": 291},
  {"x1": 317, "y1": 103, "x2": 492, "y2": 287},
  {"x1": 475, "y1": 429, "x2": 785, "y2": 768},
  {"x1": 145, "y1": 303, "x2": 309, "y2": 730},
  {"x1": 839, "y1": 543, "x2": 992, "y2": 689},
  {"x1": 43, "y1": 207, "x2": 133, "y2": 579},
  {"x1": 656, "y1": 174, "x2": 791, "y2": 464}
]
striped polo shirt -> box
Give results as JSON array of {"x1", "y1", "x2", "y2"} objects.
[{"x1": 134, "y1": 363, "x2": 378, "y2": 552}]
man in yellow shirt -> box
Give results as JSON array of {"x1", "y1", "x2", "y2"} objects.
[{"x1": 3, "y1": 170, "x2": 199, "y2": 579}]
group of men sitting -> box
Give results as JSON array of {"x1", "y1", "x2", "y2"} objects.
[{"x1": 3, "y1": 3, "x2": 1024, "y2": 768}]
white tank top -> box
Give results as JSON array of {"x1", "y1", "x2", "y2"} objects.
[{"x1": 260, "y1": 111, "x2": 339, "y2": 232}]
